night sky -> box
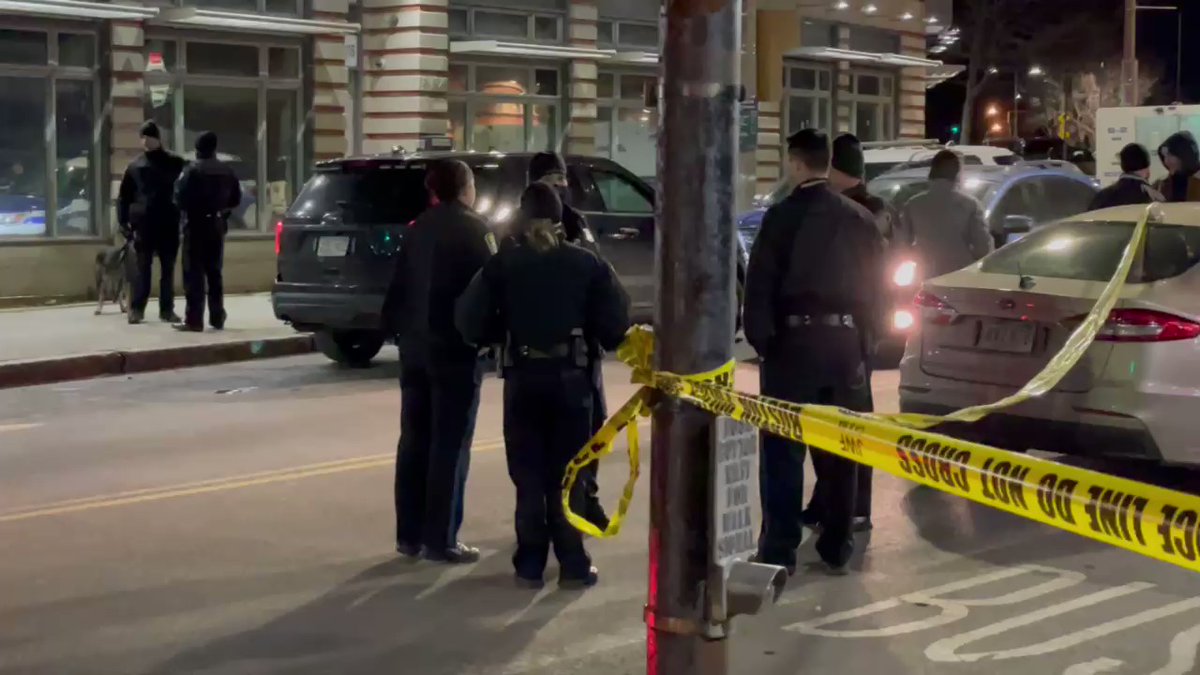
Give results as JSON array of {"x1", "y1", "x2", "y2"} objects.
[{"x1": 927, "y1": 0, "x2": 1199, "y2": 141}]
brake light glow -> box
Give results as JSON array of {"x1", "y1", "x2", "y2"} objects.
[
  {"x1": 893, "y1": 309, "x2": 915, "y2": 331},
  {"x1": 915, "y1": 290, "x2": 957, "y2": 325},
  {"x1": 893, "y1": 260, "x2": 917, "y2": 287},
  {"x1": 1093, "y1": 309, "x2": 1200, "y2": 343},
  {"x1": 274, "y1": 220, "x2": 283, "y2": 256}
]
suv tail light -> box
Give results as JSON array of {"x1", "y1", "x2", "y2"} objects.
[
  {"x1": 915, "y1": 290, "x2": 957, "y2": 325},
  {"x1": 1092, "y1": 308, "x2": 1200, "y2": 342},
  {"x1": 274, "y1": 220, "x2": 283, "y2": 256}
]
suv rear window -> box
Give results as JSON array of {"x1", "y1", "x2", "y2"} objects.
[
  {"x1": 288, "y1": 163, "x2": 428, "y2": 224},
  {"x1": 980, "y1": 220, "x2": 1200, "y2": 283},
  {"x1": 287, "y1": 161, "x2": 509, "y2": 225}
]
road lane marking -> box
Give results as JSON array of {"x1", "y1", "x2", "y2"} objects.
[
  {"x1": 0, "y1": 420, "x2": 651, "y2": 523},
  {"x1": 1152, "y1": 622, "x2": 1200, "y2": 675},
  {"x1": 0, "y1": 422, "x2": 42, "y2": 433},
  {"x1": 1063, "y1": 659, "x2": 1123, "y2": 675},
  {"x1": 0, "y1": 437, "x2": 506, "y2": 523}
]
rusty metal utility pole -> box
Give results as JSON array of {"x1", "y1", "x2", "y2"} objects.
[{"x1": 648, "y1": 0, "x2": 741, "y2": 673}]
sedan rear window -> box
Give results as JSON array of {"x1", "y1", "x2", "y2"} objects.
[{"x1": 980, "y1": 220, "x2": 1200, "y2": 283}]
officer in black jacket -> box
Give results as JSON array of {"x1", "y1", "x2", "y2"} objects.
[
  {"x1": 744, "y1": 129, "x2": 886, "y2": 576},
  {"x1": 804, "y1": 134, "x2": 889, "y2": 533},
  {"x1": 1090, "y1": 143, "x2": 1163, "y2": 210},
  {"x1": 456, "y1": 183, "x2": 630, "y2": 589},
  {"x1": 172, "y1": 131, "x2": 242, "y2": 332},
  {"x1": 117, "y1": 121, "x2": 186, "y2": 325},
  {"x1": 389, "y1": 159, "x2": 494, "y2": 564},
  {"x1": 528, "y1": 151, "x2": 610, "y2": 530}
]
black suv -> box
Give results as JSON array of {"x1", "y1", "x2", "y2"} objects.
[{"x1": 272, "y1": 151, "x2": 746, "y2": 365}]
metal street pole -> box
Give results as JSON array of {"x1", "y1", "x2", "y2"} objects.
[
  {"x1": 649, "y1": 0, "x2": 741, "y2": 673},
  {"x1": 1123, "y1": 0, "x2": 1139, "y2": 105}
]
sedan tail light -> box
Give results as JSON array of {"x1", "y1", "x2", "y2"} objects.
[
  {"x1": 892, "y1": 260, "x2": 918, "y2": 287},
  {"x1": 915, "y1": 290, "x2": 957, "y2": 325},
  {"x1": 1093, "y1": 308, "x2": 1200, "y2": 343},
  {"x1": 274, "y1": 220, "x2": 283, "y2": 256}
]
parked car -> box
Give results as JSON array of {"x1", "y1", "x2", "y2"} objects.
[
  {"x1": 899, "y1": 203, "x2": 1200, "y2": 464},
  {"x1": 738, "y1": 144, "x2": 1021, "y2": 246},
  {"x1": 868, "y1": 161, "x2": 1099, "y2": 247},
  {"x1": 273, "y1": 151, "x2": 747, "y2": 365}
]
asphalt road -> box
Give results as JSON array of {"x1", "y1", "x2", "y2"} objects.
[{"x1": 1, "y1": 353, "x2": 1199, "y2": 674}]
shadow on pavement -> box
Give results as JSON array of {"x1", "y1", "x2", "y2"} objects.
[{"x1": 143, "y1": 552, "x2": 579, "y2": 675}]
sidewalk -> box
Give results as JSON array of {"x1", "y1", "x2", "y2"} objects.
[{"x1": 0, "y1": 294, "x2": 314, "y2": 388}]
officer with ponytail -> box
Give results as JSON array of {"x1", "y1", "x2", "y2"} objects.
[{"x1": 456, "y1": 183, "x2": 630, "y2": 590}]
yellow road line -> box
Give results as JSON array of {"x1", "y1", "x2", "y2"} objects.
[{"x1": 0, "y1": 438, "x2": 505, "y2": 524}]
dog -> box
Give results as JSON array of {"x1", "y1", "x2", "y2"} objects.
[{"x1": 94, "y1": 239, "x2": 136, "y2": 316}]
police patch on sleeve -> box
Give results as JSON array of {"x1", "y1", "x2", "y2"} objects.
[
  {"x1": 485, "y1": 232, "x2": 498, "y2": 254},
  {"x1": 582, "y1": 228, "x2": 595, "y2": 244}
]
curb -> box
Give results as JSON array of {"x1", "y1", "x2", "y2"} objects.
[{"x1": 0, "y1": 335, "x2": 316, "y2": 390}]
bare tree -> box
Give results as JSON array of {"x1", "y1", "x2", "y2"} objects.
[
  {"x1": 957, "y1": 0, "x2": 1120, "y2": 142},
  {"x1": 1069, "y1": 60, "x2": 1161, "y2": 149}
]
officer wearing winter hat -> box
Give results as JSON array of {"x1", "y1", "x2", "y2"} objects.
[
  {"x1": 117, "y1": 120, "x2": 186, "y2": 325},
  {"x1": 527, "y1": 152, "x2": 611, "y2": 530}
]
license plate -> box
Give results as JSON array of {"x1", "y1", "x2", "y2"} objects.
[
  {"x1": 976, "y1": 320, "x2": 1037, "y2": 354},
  {"x1": 316, "y1": 236, "x2": 350, "y2": 257}
]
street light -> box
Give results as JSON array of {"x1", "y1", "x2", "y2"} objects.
[
  {"x1": 863, "y1": 3, "x2": 878, "y2": 14},
  {"x1": 1028, "y1": 65, "x2": 1044, "y2": 77},
  {"x1": 833, "y1": 1, "x2": 849, "y2": 9},
  {"x1": 986, "y1": 104, "x2": 1000, "y2": 117},
  {"x1": 991, "y1": 122, "x2": 1003, "y2": 134}
]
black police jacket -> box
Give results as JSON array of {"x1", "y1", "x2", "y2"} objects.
[
  {"x1": 562, "y1": 204, "x2": 601, "y2": 257},
  {"x1": 117, "y1": 149, "x2": 186, "y2": 237},
  {"x1": 844, "y1": 182, "x2": 903, "y2": 246},
  {"x1": 455, "y1": 236, "x2": 630, "y2": 355},
  {"x1": 1089, "y1": 175, "x2": 1163, "y2": 211},
  {"x1": 386, "y1": 202, "x2": 494, "y2": 361},
  {"x1": 174, "y1": 155, "x2": 242, "y2": 230},
  {"x1": 743, "y1": 179, "x2": 887, "y2": 355}
]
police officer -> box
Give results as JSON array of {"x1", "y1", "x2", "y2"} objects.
[
  {"x1": 117, "y1": 120, "x2": 186, "y2": 325},
  {"x1": 744, "y1": 129, "x2": 886, "y2": 575},
  {"x1": 528, "y1": 151, "x2": 610, "y2": 530},
  {"x1": 803, "y1": 134, "x2": 889, "y2": 533},
  {"x1": 389, "y1": 159, "x2": 494, "y2": 564},
  {"x1": 172, "y1": 131, "x2": 242, "y2": 332},
  {"x1": 456, "y1": 183, "x2": 630, "y2": 589}
]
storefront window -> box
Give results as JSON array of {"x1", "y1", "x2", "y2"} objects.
[
  {"x1": 448, "y1": 62, "x2": 562, "y2": 152},
  {"x1": 184, "y1": 85, "x2": 258, "y2": 229},
  {"x1": 0, "y1": 28, "x2": 99, "y2": 239},
  {"x1": 55, "y1": 80, "x2": 94, "y2": 236},
  {"x1": 0, "y1": 29, "x2": 47, "y2": 65},
  {"x1": 848, "y1": 70, "x2": 896, "y2": 142},
  {"x1": 783, "y1": 62, "x2": 833, "y2": 137},
  {"x1": 447, "y1": 6, "x2": 564, "y2": 44},
  {"x1": 187, "y1": 41, "x2": 259, "y2": 77},
  {"x1": 181, "y1": 0, "x2": 300, "y2": 13},
  {"x1": 0, "y1": 75, "x2": 48, "y2": 237},
  {"x1": 267, "y1": 89, "x2": 299, "y2": 226},
  {"x1": 145, "y1": 36, "x2": 302, "y2": 232},
  {"x1": 596, "y1": 71, "x2": 657, "y2": 179}
]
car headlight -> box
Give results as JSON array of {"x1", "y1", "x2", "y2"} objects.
[{"x1": 892, "y1": 260, "x2": 917, "y2": 287}]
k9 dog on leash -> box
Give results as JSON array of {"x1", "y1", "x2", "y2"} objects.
[{"x1": 94, "y1": 239, "x2": 137, "y2": 316}]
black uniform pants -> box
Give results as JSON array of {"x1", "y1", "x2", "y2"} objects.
[
  {"x1": 131, "y1": 230, "x2": 178, "y2": 317},
  {"x1": 579, "y1": 358, "x2": 609, "y2": 530},
  {"x1": 181, "y1": 223, "x2": 225, "y2": 328},
  {"x1": 758, "y1": 325, "x2": 871, "y2": 569},
  {"x1": 395, "y1": 353, "x2": 482, "y2": 552},
  {"x1": 504, "y1": 363, "x2": 593, "y2": 581},
  {"x1": 805, "y1": 335, "x2": 875, "y2": 523}
]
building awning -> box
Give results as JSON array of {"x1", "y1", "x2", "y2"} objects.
[
  {"x1": 925, "y1": 64, "x2": 965, "y2": 89},
  {"x1": 450, "y1": 40, "x2": 616, "y2": 61},
  {"x1": 156, "y1": 8, "x2": 359, "y2": 35},
  {"x1": 611, "y1": 51, "x2": 659, "y2": 65},
  {"x1": 786, "y1": 46, "x2": 942, "y2": 69},
  {"x1": 0, "y1": 0, "x2": 158, "y2": 20}
]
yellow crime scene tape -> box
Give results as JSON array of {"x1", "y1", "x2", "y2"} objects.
[{"x1": 562, "y1": 203, "x2": 1200, "y2": 574}]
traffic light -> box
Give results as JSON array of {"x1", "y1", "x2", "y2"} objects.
[{"x1": 951, "y1": 125, "x2": 960, "y2": 134}]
